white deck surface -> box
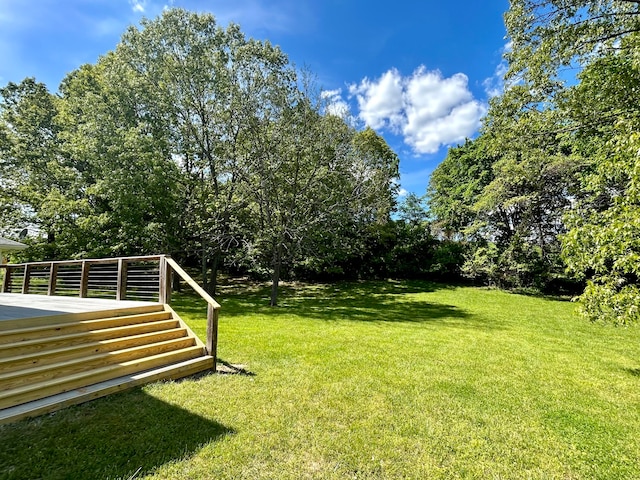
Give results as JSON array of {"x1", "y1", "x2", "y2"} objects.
[{"x1": 0, "y1": 293, "x2": 157, "y2": 321}]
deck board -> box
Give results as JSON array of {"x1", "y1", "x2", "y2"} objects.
[{"x1": 0, "y1": 293, "x2": 157, "y2": 321}]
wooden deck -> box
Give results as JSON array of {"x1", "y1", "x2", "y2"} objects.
[
  {"x1": 0, "y1": 256, "x2": 221, "y2": 423},
  {"x1": 0, "y1": 293, "x2": 157, "y2": 321}
]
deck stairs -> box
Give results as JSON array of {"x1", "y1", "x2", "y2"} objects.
[{"x1": 0, "y1": 303, "x2": 214, "y2": 424}]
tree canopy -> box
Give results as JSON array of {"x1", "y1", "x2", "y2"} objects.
[
  {"x1": 0, "y1": 9, "x2": 403, "y2": 305},
  {"x1": 427, "y1": 0, "x2": 640, "y2": 323}
]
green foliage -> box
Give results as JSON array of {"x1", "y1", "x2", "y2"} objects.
[
  {"x1": 428, "y1": 138, "x2": 495, "y2": 238},
  {"x1": 578, "y1": 280, "x2": 640, "y2": 326},
  {"x1": 428, "y1": 0, "x2": 640, "y2": 316},
  {"x1": 290, "y1": 219, "x2": 466, "y2": 282},
  {"x1": 557, "y1": 36, "x2": 640, "y2": 323},
  {"x1": 429, "y1": 128, "x2": 578, "y2": 291},
  {"x1": 0, "y1": 9, "x2": 401, "y2": 303},
  {"x1": 505, "y1": 0, "x2": 640, "y2": 89},
  {"x1": 0, "y1": 78, "x2": 69, "y2": 241}
]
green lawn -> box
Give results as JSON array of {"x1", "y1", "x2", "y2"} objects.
[{"x1": 1, "y1": 280, "x2": 639, "y2": 479}]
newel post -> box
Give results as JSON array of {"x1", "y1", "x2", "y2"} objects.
[
  {"x1": 48, "y1": 262, "x2": 58, "y2": 296},
  {"x1": 207, "y1": 303, "x2": 219, "y2": 372}
]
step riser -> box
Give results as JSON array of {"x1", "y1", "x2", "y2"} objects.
[
  {"x1": 0, "y1": 320, "x2": 180, "y2": 357},
  {"x1": 0, "y1": 329, "x2": 191, "y2": 375},
  {"x1": 0, "y1": 346, "x2": 204, "y2": 410},
  {"x1": 0, "y1": 337, "x2": 199, "y2": 391},
  {"x1": 0, "y1": 312, "x2": 173, "y2": 345}
]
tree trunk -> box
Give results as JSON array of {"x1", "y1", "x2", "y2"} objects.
[
  {"x1": 172, "y1": 270, "x2": 181, "y2": 292},
  {"x1": 201, "y1": 247, "x2": 208, "y2": 292},
  {"x1": 208, "y1": 253, "x2": 220, "y2": 296},
  {"x1": 270, "y1": 243, "x2": 283, "y2": 307}
]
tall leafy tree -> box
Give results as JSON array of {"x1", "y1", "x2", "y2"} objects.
[
  {"x1": 57, "y1": 59, "x2": 182, "y2": 258},
  {"x1": 0, "y1": 78, "x2": 89, "y2": 257},
  {"x1": 241, "y1": 89, "x2": 399, "y2": 305},
  {"x1": 428, "y1": 138, "x2": 496, "y2": 240},
  {"x1": 561, "y1": 41, "x2": 640, "y2": 324},
  {"x1": 493, "y1": 0, "x2": 640, "y2": 317},
  {"x1": 109, "y1": 9, "x2": 296, "y2": 293}
]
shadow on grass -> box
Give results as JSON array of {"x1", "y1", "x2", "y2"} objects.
[
  {"x1": 625, "y1": 367, "x2": 640, "y2": 378},
  {"x1": 0, "y1": 388, "x2": 233, "y2": 480},
  {"x1": 173, "y1": 279, "x2": 499, "y2": 330},
  {"x1": 217, "y1": 358, "x2": 256, "y2": 376}
]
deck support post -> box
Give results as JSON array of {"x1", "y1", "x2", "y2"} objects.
[
  {"x1": 1, "y1": 267, "x2": 11, "y2": 293},
  {"x1": 159, "y1": 256, "x2": 170, "y2": 304}
]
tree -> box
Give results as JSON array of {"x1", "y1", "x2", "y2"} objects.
[
  {"x1": 560, "y1": 43, "x2": 640, "y2": 324},
  {"x1": 397, "y1": 193, "x2": 429, "y2": 225},
  {"x1": 0, "y1": 78, "x2": 88, "y2": 258},
  {"x1": 241, "y1": 89, "x2": 399, "y2": 305},
  {"x1": 428, "y1": 138, "x2": 495, "y2": 240},
  {"x1": 56, "y1": 59, "x2": 182, "y2": 258},
  {"x1": 505, "y1": 0, "x2": 640, "y2": 87},
  {"x1": 494, "y1": 0, "x2": 640, "y2": 316},
  {"x1": 108, "y1": 9, "x2": 296, "y2": 293}
]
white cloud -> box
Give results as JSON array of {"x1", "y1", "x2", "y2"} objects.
[
  {"x1": 483, "y1": 41, "x2": 512, "y2": 98},
  {"x1": 349, "y1": 69, "x2": 404, "y2": 131},
  {"x1": 321, "y1": 88, "x2": 350, "y2": 118},
  {"x1": 348, "y1": 66, "x2": 485, "y2": 154},
  {"x1": 129, "y1": 0, "x2": 146, "y2": 13}
]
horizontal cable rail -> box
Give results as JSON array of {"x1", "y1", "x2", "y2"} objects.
[
  {"x1": 0, "y1": 256, "x2": 163, "y2": 301},
  {"x1": 0, "y1": 254, "x2": 221, "y2": 370}
]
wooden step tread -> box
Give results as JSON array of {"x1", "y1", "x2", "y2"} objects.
[
  {"x1": 0, "y1": 356, "x2": 215, "y2": 425},
  {"x1": 0, "y1": 345, "x2": 205, "y2": 409},
  {"x1": 0, "y1": 319, "x2": 181, "y2": 356},
  {"x1": 0, "y1": 328, "x2": 190, "y2": 374},
  {"x1": 0, "y1": 304, "x2": 165, "y2": 331},
  {"x1": 0, "y1": 311, "x2": 173, "y2": 344},
  {"x1": 0, "y1": 336, "x2": 199, "y2": 390}
]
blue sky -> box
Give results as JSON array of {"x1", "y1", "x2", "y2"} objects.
[{"x1": 0, "y1": 0, "x2": 510, "y2": 197}]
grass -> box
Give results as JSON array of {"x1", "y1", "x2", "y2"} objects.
[{"x1": 1, "y1": 279, "x2": 639, "y2": 479}]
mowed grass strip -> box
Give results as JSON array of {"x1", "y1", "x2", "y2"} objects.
[{"x1": 0, "y1": 280, "x2": 639, "y2": 479}]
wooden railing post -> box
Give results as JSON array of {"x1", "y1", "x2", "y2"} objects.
[
  {"x1": 116, "y1": 258, "x2": 128, "y2": 300},
  {"x1": 164, "y1": 259, "x2": 172, "y2": 304},
  {"x1": 48, "y1": 262, "x2": 58, "y2": 296},
  {"x1": 80, "y1": 261, "x2": 89, "y2": 298},
  {"x1": 1, "y1": 267, "x2": 11, "y2": 293},
  {"x1": 21, "y1": 264, "x2": 32, "y2": 294},
  {"x1": 207, "y1": 303, "x2": 219, "y2": 372},
  {"x1": 159, "y1": 256, "x2": 168, "y2": 304},
  {"x1": 165, "y1": 257, "x2": 221, "y2": 372}
]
